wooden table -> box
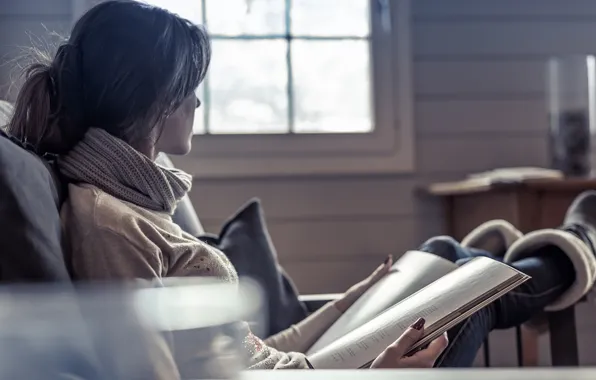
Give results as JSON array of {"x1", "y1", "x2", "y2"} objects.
[
  {"x1": 427, "y1": 178, "x2": 596, "y2": 367},
  {"x1": 243, "y1": 369, "x2": 596, "y2": 380}
]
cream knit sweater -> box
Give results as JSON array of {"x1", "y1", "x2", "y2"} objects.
[{"x1": 61, "y1": 183, "x2": 342, "y2": 378}]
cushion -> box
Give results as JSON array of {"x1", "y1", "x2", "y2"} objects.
[
  {"x1": 0, "y1": 129, "x2": 70, "y2": 282},
  {"x1": 199, "y1": 199, "x2": 309, "y2": 338}
]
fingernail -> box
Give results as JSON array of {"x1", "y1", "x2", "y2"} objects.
[
  {"x1": 411, "y1": 317, "x2": 425, "y2": 330},
  {"x1": 383, "y1": 255, "x2": 392, "y2": 265}
]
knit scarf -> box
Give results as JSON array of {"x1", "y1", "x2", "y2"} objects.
[{"x1": 58, "y1": 128, "x2": 192, "y2": 214}]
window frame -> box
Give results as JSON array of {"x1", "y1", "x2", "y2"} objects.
[{"x1": 72, "y1": 0, "x2": 414, "y2": 178}]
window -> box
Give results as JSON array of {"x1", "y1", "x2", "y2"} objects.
[
  {"x1": 73, "y1": 0, "x2": 414, "y2": 177},
  {"x1": 156, "y1": 0, "x2": 373, "y2": 135}
]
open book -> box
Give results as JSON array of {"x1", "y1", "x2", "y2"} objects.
[{"x1": 306, "y1": 253, "x2": 530, "y2": 369}]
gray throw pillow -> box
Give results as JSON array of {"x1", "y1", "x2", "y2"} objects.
[{"x1": 199, "y1": 199, "x2": 309, "y2": 338}]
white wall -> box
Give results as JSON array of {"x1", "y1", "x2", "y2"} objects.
[{"x1": 1, "y1": 0, "x2": 596, "y2": 366}]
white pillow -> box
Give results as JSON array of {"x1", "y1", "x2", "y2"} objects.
[{"x1": 0, "y1": 100, "x2": 13, "y2": 127}]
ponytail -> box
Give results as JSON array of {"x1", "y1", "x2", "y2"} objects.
[
  {"x1": 7, "y1": 45, "x2": 87, "y2": 155},
  {"x1": 6, "y1": 62, "x2": 56, "y2": 154}
]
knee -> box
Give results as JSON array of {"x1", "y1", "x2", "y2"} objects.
[{"x1": 419, "y1": 236, "x2": 461, "y2": 263}]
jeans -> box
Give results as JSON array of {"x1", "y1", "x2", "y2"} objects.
[{"x1": 417, "y1": 236, "x2": 576, "y2": 367}]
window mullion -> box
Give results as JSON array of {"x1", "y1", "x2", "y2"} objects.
[
  {"x1": 202, "y1": 0, "x2": 211, "y2": 135},
  {"x1": 285, "y1": 0, "x2": 294, "y2": 133}
]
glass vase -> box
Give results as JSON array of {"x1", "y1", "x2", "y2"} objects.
[{"x1": 547, "y1": 55, "x2": 595, "y2": 177}]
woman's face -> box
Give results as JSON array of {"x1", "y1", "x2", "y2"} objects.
[{"x1": 154, "y1": 94, "x2": 198, "y2": 156}]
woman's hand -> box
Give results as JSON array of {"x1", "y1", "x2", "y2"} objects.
[
  {"x1": 370, "y1": 318, "x2": 449, "y2": 369},
  {"x1": 334, "y1": 255, "x2": 393, "y2": 313}
]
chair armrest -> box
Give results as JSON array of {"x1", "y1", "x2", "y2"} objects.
[{"x1": 299, "y1": 293, "x2": 343, "y2": 313}]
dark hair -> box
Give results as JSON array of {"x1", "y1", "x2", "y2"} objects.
[{"x1": 7, "y1": 0, "x2": 210, "y2": 155}]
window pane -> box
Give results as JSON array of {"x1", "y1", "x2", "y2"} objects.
[
  {"x1": 291, "y1": 0, "x2": 370, "y2": 37},
  {"x1": 193, "y1": 85, "x2": 206, "y2": 134},
  {"x1": 205, "y1": 0, "x2": 285, "y2": 36},
  {"x1": 292, "y1": 40, "x2": 372, "y2": 133},
  {"x1": 208, "y1": 40, "x2": 289, "y2": 134},
  {"x1": 142, "y1": 0, "x2": 202, "y2": 24}
]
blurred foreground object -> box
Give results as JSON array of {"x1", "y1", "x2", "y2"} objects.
[
  {"x1": 0, "y1": 278, "x2": 264, "y2": 380},
  {"x1": 243, "y1": 368, "x2": 596, "y2": 380}
]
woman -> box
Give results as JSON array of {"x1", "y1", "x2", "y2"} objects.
[
  {"x1": 6, "y1": 0, "x2": 595, "y2": 376},
  {"x1": 7, "y1": 1, "x2": 447, "y2": 376}
]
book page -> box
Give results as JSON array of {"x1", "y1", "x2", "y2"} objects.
[
  {"x1": 307, "y1": 251, "x2": 457, "y2": 355},
  {"x1": 308, "y1": 257, "x2": 528, "y2": 369}
]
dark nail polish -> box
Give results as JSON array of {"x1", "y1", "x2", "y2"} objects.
[
  {"x1": 411, "y1": 317, "x2": 425, "y2": 330},
  {"x1": 383, "y1": 255, "x2": 392, "y2": 265}
]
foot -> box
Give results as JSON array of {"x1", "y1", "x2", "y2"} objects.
[
  {"x1": 502, "y1": 191, "x2": 596, "y2": 311},
  {"x1": 561, "y1": 190, "x2": 596, "y2": 256},
  {"x1": 527, "y1": 191, "x2": 596, "y2": 328}
]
